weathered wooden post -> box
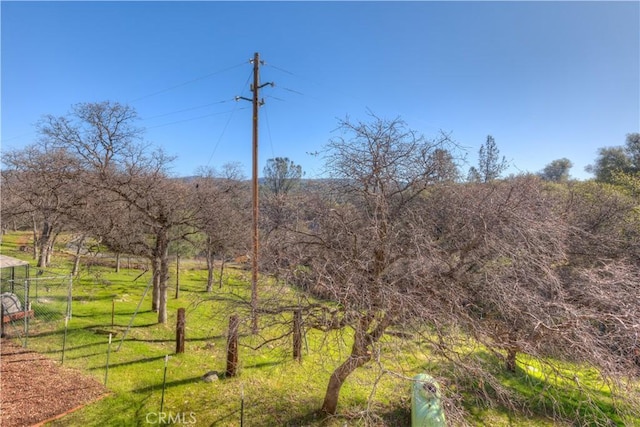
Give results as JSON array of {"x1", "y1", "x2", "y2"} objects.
[
  {"x1": 226, "y1": 314, "x2": 239, "y2": 377},
  {"x1": 293, "y1": 309, "x2": 302, "y2": 362},
  {"x1": 1, "y1": 303, "x2": 5, "y2": 338},
  {"x1": 176, "y1": 308, "x2": 185, "y2": 354}
]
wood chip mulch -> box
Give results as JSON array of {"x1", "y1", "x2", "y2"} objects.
[{"x1": 0, "y1": 338, "x2": 109, "y2": 427}]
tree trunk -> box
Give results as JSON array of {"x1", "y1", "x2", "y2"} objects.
[
  {"x1": 158, "y1": 270, "x2": 168, "y2": 323},
  {"x1": 156, "y1": 230, "x2": 170, "y2": 324},
  {"x1": 71, "y1": 235, "x2": 86, "y2": 276},
  {"x1": 115, "y1": 252, "x2": 121, "y2": 273},
  {"x1": 293, "y1": 309, "x2": 302, "y2": 362},
  {"x1": 321, "y1": 353, "x2": 371, "y2": 414},
  {"x1": 31, "y1": 215, "x2": 39, "y2": 261},
  {"x1": 321, "y1": 312, "x2": 392, "y2": 415},
  {"x1": 218, "y1": 258, "x2": 226, "y2": 289},
  {"x1": 321, "y1": 316, "x2": 373, "y2": 414},
  {"x1": 47, "y1": 231, "x2": 59, "y2": 266},
  {"x1": 206, "y1": 244, "x2": 214, "y2": 292},
  {"x1": 151, "y1": 259, "x2": 160, "y2": 312},
  {"x1": 37, "y1": 220, "x2": 53, "y2": 268},
  {"x1": 506, "y1": 348, "x2": 518, "y2": 373}
]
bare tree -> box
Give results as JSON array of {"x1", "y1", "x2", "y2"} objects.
[
  {"x1": 1, "y1": 145, "x2": 85, "y2": 267},
  {"x1": 420, "y1": 177, "x2": 568, "y2": 371},
  {"x1": 273, "y1": 114, "x2": 457, "y2": 414},
  {"x1": 39, "y1": 101, "x2": 143, "y2": 173},
  {"x1": 193, "y1": 164, "x2": 250, "y2": 292},
  {"x1": 36, "y1": 101, "x2": 196, "y2": 323},
  {"x1": 108, "y1": 169, "x2": 198, "y2": 323},
  {"x1": 267, "y1": 113, "x2": 640, "y2": 422}
]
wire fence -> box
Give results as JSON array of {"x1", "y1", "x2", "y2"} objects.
[{"x1": 1, "y1": 274, "x2": 72, "y2": 347}]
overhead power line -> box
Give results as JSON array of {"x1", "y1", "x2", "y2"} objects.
[
  {"x1": 265, "y1": 63, "x2": 294, "y2": 76},
  {"x1": 140, "y1": 99, "x2": 236, "y2": 121},
  {"x1": 130, "y1": 62, "x2": 246, "y2": 103},
  {"x1": 145, "y1": 108, "x2": 247, "y2": 130}
]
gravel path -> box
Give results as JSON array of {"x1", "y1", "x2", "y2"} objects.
[{"x1": 0, "y1": 338, "x2": 108, "y2": 427}]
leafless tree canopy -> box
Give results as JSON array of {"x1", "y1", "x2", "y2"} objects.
[
  {"x1": 192, "y1": 164, "x2": 250, "y2": 292},
  {"x1": 3, "y1": 105, "x2": 639, "y2": 423},
  {"x1": 264, "y1": 115, "x2": 640, "y2": 421},
  {"x1": 38, "y1": 101, "x2": 144, "y2": 173}
]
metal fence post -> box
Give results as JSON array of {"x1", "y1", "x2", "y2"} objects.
[
  {"x1": 23, "y1": 279, "x2": 29, "y2": 347},
  {"x1": 67, "y1": 276, "x2": 73, "y2": 319}
]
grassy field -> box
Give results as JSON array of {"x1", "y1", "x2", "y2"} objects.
[{"x1": 1, "y1": 231, "x2": 637, "y2": 426}]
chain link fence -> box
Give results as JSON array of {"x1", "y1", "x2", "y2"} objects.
[{"x1": 1, "y1": 272, "x2": 72, "y2": 347}]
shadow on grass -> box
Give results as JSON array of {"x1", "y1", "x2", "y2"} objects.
[
  {"x1": 89, "y1": 354, "x2": 168, "y2": 371},
  {"x1": 122, "y1": 336, "x2": 214, "y2": 345},
  {"x1": 60, "y1": 351, "x2": 107, "y2": 360},
  {"x1": 282, "y1": 408, "x2": 405, "y2": 427},
  {"x1": 40, "y1": 340, "x2": 107, "y2": 354},
  {"x1": 70, "y1": 309, "x2": 155, "y2": 319},
  {"x1": 243, "y1": 360, "x2": 283, "y2": 370},
  {"x1": 73, "y1": 294, "x2": 120, "y2": 302},
  {"x1": 429, "y1": 351, "x2": 629, "y2": 426},
  {"x1": 378, "y1": 406, "x2": 411, "y2": 426},
  {"x1": 132, "y1": 375, "x2": 204, "y2": 394},
  {"x1": 277, "y1": 410, "x2": 322, "y2": 426},
  {"x1": 207, "y1": 406, "x2": 242, "y2": 426},
  {"x1": 18, "y1": 329, "x2": 65, "y2": 339}
]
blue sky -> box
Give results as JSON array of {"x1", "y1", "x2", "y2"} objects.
[{"x1": 2, "y1": 1, "x2": 639, "y2": 180}]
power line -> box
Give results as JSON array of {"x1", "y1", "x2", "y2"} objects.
[
  {"x1": 204, "y1": 68, "x2": 255, "y2": 168},
  {"x1": 1, "y1": 131, "x2": 37, "y2": 144},
  {"x1": 204, "y1": 105, "x2": 245, "y2": 170},
  {"x1": 263, "y1": 103, "x2": 276, "y2": 161},
  {"x1": 265, "y1": 63, "x2": 294, "y2": 76},
  {"x1": 129, "y1": 62, "x2": 246, "y2": 103},
  {"x1": 145, "y1": 108, "x2": 247, "y2": 130},
  {"x1": 140, "y1": 99, "x2": 235, "y2": 121},
  {"x1": 280, "y1": 87, "x2": 305, "y2": 96},
  {"x1": 265, "y1": 95, "x2": 285, "y2": 102}
]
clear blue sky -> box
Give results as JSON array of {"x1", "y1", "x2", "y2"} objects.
[{"x1": 2, "y1": 1, "x2": 639, "y2": 180}]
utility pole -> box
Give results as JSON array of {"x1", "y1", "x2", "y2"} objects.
[{"x1": 236, "y1": 52, "x2": 272, "y2": 333}]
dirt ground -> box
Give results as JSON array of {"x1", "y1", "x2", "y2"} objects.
[{"x1": 0, "y1": 338, "x2": 108, "y2": 427}]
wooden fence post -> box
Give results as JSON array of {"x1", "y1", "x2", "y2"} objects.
[
  {"x1": 176, "y1": 308, "x2": 185, "y2": 354},
  {"x1": 1, "y1": 303, "x2": 5, "y2": 338},
  {"x1": 226, "y1": 314, "x2": 239, "y2": 377},
  {"x1": 293, "y1": 309, "x2": 302, "y2": 362}
]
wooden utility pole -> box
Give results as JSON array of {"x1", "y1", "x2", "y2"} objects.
[{"x1": 237, "y1": 52, "x2": 272, "y2": 334}]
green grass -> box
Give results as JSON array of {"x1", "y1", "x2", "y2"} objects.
[{"x1": 1, "y1": 231, "x2": 638, "y2": 426}]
